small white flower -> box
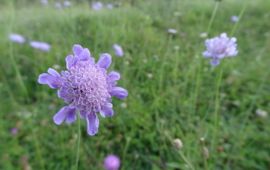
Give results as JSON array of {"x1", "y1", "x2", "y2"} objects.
[
  {"x1": 173, "y1": 138, "x2": 183, "y2": 150},
  {"x1": 256, "y1": 109, "x2": 268, "y2": 118},
  {"x1": 120, "y1": 102, "x2": 127, "y2": 108},
  {"x1": 167, "y1": 28, "x2": 177, "y2": 34},
  {"x1": 200, "y1": 32, "x2": 208, "y2": 38},
  {"x1": 146, "y1": 73, "x2": 153, "y2": 79}
]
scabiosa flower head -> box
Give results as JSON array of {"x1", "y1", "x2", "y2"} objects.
[
  {"x1": 9, "y1": 33, "x2": 25, "y2": 44},
  {"x1": 231, "y1": 15, "x2": 239, "y2": 23},
  {"x1": 113, "y1": 44, "x2": 124, "y2": 57},
  {"x1": 30, "y1": 41, "x2": 51, "y2": 52},
  {"x1": 104, "y1": 155, "x2": 120, "y2": 170},
  {"x1": 38, "y1": 44, "x2": 128, "y2": 136},
  {"x1": 203, "y1": 33, "x2": 238, "y2": 66},
  {"x1": 92, "y1": 2, "x2": 103, "y2": 11}
]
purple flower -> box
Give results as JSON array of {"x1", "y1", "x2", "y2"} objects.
[
  {"x1": 113, "y1": 44, "x2": 124, "y2": 57},
  {"x1": 104, "y1": 155, "x2": 120, "y2": 170},
  {"x1": 63, "y1": 1, "x2": 71, "y2": 8},
  {"x1": 9, "y1": 33, "x2": 25, "y2": 44},
  {"x1": 40, "y1": 0, "x2": 48, "y2": 5},
  {"x1": 55, "y1": 2, "x2": 62, "y2": 9},
  {"x1": 106, "y1": 3, "x2": 114, "y2": 9},
  {"x1": 10, "y1": 128, "x2": 18, "y2": 135},
  {"x1": 92, "y1": 2, "x2": 103, "y2": 11},
  {"x1": 38, "y1": 44, "x2": 128, "y2": 136},
  {"x1": 231, "y1": 16, "x2": 239, "y2": 23},
  {"x1": 203, "y1": 33, "x2": 238, "y2": 66},
  {"x1": 30, "y1": 41, "x2": 51, "y2": 52}
]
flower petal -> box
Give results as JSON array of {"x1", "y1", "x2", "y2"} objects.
[
  {"x1": 79, "y1": 110, "x2": 87, "y2": 119},
  {"x1": 78, "y1": 48, "x2": 91, "y2": 61},
  {"x1": 73, "y1": 44, "x2": 83, "y2": 56},
  {"x1": 110, "y1": 87, "x2": 128, "y2": 99},
  {"x1": 100, "y1": 103, "x2": 114, "y2": 117},
  {"x1": 38, "y1": 73, "x2": 62, "y2": 89},
  {"x1": 57, "y1": 87, "x2": 74, "y2": 103},
  {"x1": 65, "y1": 55, "x2": 77, "y2": 69},
  {"x1": 108, "y1": 71, "x2": 120, "y2": 83},
  {"x1": 53, "y1": 107, "x2": 67, "y2": 125},
  {"x1": 86, "y1": 113, "x2": 99, "y2": 136},
  {"x1": 65, "y1": 107, "x2": 77, "y2": 124},
  {"x1": 210, "y1": 59, "x2": 220, "y2": 66},
  {"x1": 97, "y1": 53, "x2": 112, "y2": 69},
  {"x1": 48, "y1": 68, "x2": 60, "y2": 77}
]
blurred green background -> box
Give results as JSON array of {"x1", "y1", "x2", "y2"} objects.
[{"x1": 0, "y1": 0, "x2": 269, "y2": 169}]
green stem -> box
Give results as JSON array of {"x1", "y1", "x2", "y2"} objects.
[
  {"x1": 230, "y1": 2, "x2": 248, "y2": 36},
  {"x1": 74, "y1": 114, "x2": 81, "y2": 170},
  {"x1": 207, "y1": 1, "x2": 220, "y2": 34},
  {"x1": 179, "y1": 151, "x2": 195, "y2": 170},
  {"x1": 211, "y1": 68, "x2": 223, "y2": 152}
]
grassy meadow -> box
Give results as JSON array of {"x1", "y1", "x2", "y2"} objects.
[{"x1": 0, "y1": 0, "x2": 270, "y2": 169}]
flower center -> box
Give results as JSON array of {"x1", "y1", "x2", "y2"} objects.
[{"x1": 62, "y1": 62, "x2": 110, "y2": 112}]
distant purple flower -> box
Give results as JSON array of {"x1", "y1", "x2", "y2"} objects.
[
  {"x1": 38, "y1": 44, "x2": 128, "y2": 136},
  {"x1": 92, "y1": 2, "x2": 103, "y2": 11},
  {"x1": 40, "y1": 0, "x2": 48, "y2": 5},
  {"x1": 63, "y1": 1, "x2": 71, "y2": 7},
  {"x1": 104, "y1": 155, "x2": 120, "y2": 170},
  {"x1": 113, "y1": 44, "x2": 124, "y2": 57},
  {"x1": 231, "y1": 16, "x2": 239, "y2": 23},
  {"x1": 203, "y1": 33, "x2": 238, "y2": 66},
  {"x1": 106, "y1": 3, "x2": 114, "y2": 9},
  {"x1": 55, "y1": 2, "x2": 62, "y2": 9},
  {"x1": 10, "y1": 128, "x2": 18, "y2": 135},
  {"x1": 9, "y1": 33, "x2": 25, "y2": 44},
  {"x1": 167, "y1": 28, "x2": 177, "y2": 34},
  {"x1": 30, "y1": 41, "x2": 51, "y2": 52}
]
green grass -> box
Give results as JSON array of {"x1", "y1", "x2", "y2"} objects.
[{"x1": 0, "y1": 0, "x2": 270, "y2": 169}]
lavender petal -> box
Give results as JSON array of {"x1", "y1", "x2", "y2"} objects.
[
  {"x1": 97, "y1": 53, "x2": 112, "y2": 69},
  {"x1": 100, "y1": 103, "x2": 114, "y2": 117},
  {"x1": 110, "y1": 87, "x2": 128, "y2": 99},
  {"x1": 86, "y1": 113, "x2": 99, "y2": 136}
]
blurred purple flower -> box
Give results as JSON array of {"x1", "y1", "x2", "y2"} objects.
[
  {"x1": 104, "y1": 155, "x2": 120, "y2": 170},
  {"x1": 106, "y1": 3, "x2": 114, "y2": 9},
  {"x1": 40, "y1": 0, "x2": 48, "y2": 5},
  {"x1": 63, "y1": 1, "x2": 71, "y2": 8},
  {"x1": 30, "y1": 41, "x2": 51, "y2": 52},
  {"x1": 10, "y1": 128, "x2": 18, "y2": 135},
  {"x1": 113, "y1": 44, "x2": 124, "y2": 57},
  {"x1": 38, "y1": 44, "x2": 128, "y2": 136},
  {"x1": 55, "y1": 2, "x2": 62, "y2": 9},
  {"x1": 92, "y1": 2, "x2": 103, "y2": 11},
  {"x1": 231, "y1": 16, "x2": 239, "y2": 23},
  {"x1": 9, "y1": 33, "x2": 26, "y2": 44},
  {"x1": 167, "y1": 28, "x2": 177, "y2": 34},
  {"x1": 203, "y1": 33, "x2": 238, "y2": 66}
]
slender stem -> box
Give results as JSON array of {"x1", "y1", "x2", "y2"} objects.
[
  {"x1": 122, "y1": 137, "x2": 131, "y2": 163},
  {"x1": 74, "y1": 114, "x2": 81, "y2": 170},
  {"x1": 230, "y1": 2, "x2": 248, "y2": 36},
  {"x1": 207, "y1": 1, "x2": 220, "y2": 34},
  {"x1": 179, "y1": 151, "x2": 195, "y2": 170},
  {"x1": 8, "y1": 1, "x2": 29, "y2": 99},
  {"x1": 211, "y1": 68, "x2": 223, "y2": 152}
]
